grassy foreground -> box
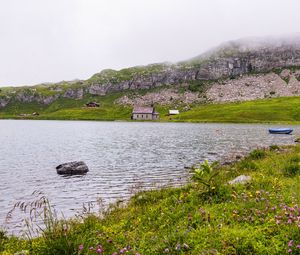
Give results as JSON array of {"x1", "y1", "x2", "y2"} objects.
[{"x1": 1, "y1": 145, "x2": 300, "y2": 254}]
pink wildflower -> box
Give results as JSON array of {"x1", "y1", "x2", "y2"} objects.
[
  {"x1": 96, "y1": 248, "x2": 103, "y2": 254},
  {"x1": 120, "y1": 248, "x2": 127, "y2": 254}
]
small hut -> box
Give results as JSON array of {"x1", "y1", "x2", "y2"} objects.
[
  {"x1": 131, "y1": 106, "x2": 159, "y2": 120},
  {"x1": 169, "y1": 110, "x2": 179, "y2": 115}
]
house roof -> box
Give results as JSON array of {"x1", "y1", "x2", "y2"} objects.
[
  {"x1": 132, "y1": 106, "x2": 154, "y2": 114},
  {"x1": 86, "y1": 102, "x2": 99, "y2": 105}
]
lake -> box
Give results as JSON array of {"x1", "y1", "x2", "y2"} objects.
[{"x1": 0, "y1": 120, "x2": 299, "y2": 233}]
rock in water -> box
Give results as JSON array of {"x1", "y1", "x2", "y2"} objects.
[{"x1": 56, "y1": 161, "x2": 89, "y2": 175}]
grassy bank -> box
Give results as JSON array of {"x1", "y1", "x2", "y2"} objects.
[
  {"x1": 1, "y1": 145, "x2": 300, "y2": 254},
  {"x1": 1, "y1": 95, "x2": 300, "y2": 124},
  {"x1": 166, "y1": 96, "x2": 300, "y2": 124}
]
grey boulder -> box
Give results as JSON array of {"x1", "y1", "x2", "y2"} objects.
[
  {"x1": 56, "y1": 161, "x2": 89, "y2": 175},
  {"x1": 228, "y1": 175, "x2": 251, "y2": 185}
]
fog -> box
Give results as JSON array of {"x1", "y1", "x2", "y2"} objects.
[{"x1": 0, "y1": 0, "x2": 300, "y2": 86}]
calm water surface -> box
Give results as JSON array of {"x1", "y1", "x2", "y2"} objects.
[{"x1": 0, "y1": 120, "x2": 299, "y2": 233}]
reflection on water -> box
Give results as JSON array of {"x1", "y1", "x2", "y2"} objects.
[{"x1": 0, "y1": 120, "x2": 298, "y2": 233}]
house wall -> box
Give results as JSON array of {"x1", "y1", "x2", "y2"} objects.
[{"x1": 132, "y1": 113, "x2": 153, "y2": 120}]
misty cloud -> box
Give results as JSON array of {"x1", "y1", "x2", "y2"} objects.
[{"x1": 0, "y1": 0, "x2": 300, "y2": 86}]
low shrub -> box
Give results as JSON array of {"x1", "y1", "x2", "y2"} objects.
[
  {"x1": 283, "y1": 162, "x2": 300, "y2": 176},
  {"x1": 248, "y1": 149, "x2": 267, "y2": 160},
  {"x1": 269, "y1": 145, "x2": 280, "y2": 151},
  {"x1": 238, "y1": 159, "x2": 258, "y2": 171},
  {"x1": 0, "y1": 229, "x2": 8, "y2": 252}
]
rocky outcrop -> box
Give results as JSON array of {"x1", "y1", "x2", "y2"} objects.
[
  {"x1": 116, "y1": 88, "x2": 204, "y2": 106},
  {"x1": 116, "y1": 70, "x2": 300, "y2": 105},
  {"x1": 206, "y1": 71, "x2": 300, "y2": 103},
  {"x1": 63, "y1": 88, "x2": 84, "y2": 99},
  {"x1": 56, "y1": 161, "x2": 89, "y2": 175},
  {"x1": 15, "y1": 92, "x2": 60, "y2": 105},
  {"x1": 0, "y1": 96, "x2": 11, "y2": 107}
]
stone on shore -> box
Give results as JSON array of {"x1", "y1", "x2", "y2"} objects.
[
  {"x1": 228, "y1": 175, "x2": 251, "y2": 185},
  {"x1": 56, "y1": 161, "x2": 89, "y2": 175}
]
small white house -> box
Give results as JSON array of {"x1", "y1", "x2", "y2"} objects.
[{"x1": 169, "y1": 110, "x2": 179, "y2": 115}]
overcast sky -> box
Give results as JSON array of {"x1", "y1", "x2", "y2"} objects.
[{"x1": 1, "y1": 0, "x2": 300, "y2": 86}]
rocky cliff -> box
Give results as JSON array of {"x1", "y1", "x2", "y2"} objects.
[
  {"x1": 1, "y1": 36, "x2": 300, "y2": 108},
  {"x1": 116, "y1": 68, "x2": 300, "y2": 106}
]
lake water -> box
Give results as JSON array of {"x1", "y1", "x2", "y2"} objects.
[{"x1": 0, "y1": 120, "x2": 299, "y2": 233}]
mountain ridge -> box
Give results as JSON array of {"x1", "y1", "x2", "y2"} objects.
[{"x1": 1, "y1": 35, "x2": 300, "y2": 109}]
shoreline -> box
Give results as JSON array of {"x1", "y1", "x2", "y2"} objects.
[
  {"x1": 1, "y1": 144, "x2": 300, "y2": 254},
  {"x1": 1, "y1": 116, "x2": 300, "y2": 125}
]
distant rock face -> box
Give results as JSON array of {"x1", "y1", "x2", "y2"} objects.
[
  {"x1": 56, "y1": 161, "x2": 89, "y2": 175},
  {"x1": 63, "y1": 88, "x2": 84, "y2": 99},
  {"x1": 195, "y1": 47, "x2": 300, "y2": 80}
]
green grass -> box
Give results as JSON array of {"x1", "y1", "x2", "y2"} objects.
[
  {"x1": 88, "y1": 63, "x2": 168, "y2": 85},
  {"x1": 0, "y1": 92, "x2": 131, "y2": 121},
  {"x1": 1, "y1": 145, "x2": 300, "y2": 254},
  {"x1": 1, "y1": 92, "x2": 300, "y2": 124},
  {"x1": 167, "y1": 96, "x2": 300, "y2": 123}
]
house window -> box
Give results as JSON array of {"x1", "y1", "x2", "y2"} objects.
[
  {"x1": 142, "y1": 115, "x2": 143, "y2": 118},
  {"x1": 137, "y1": 115, "x2": 139, "y2": 118}
]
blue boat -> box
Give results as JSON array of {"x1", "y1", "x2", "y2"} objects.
[{"x1": 269, "y1": 128, "x2": 293, "y2": 134}]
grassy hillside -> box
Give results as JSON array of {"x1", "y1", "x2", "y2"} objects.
[
  {"x1": 1, "y1": 95, "x2": 300, "y2": 123},
  {"x1": 165, "y1": 96, "x2": 300, "y2": 124},
  {"x1": 0, "y1": 92, "x2": 131, "y2": 121},
  {"x1": 1, "y1": 145, "x2": 300, "y2": 254}
]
